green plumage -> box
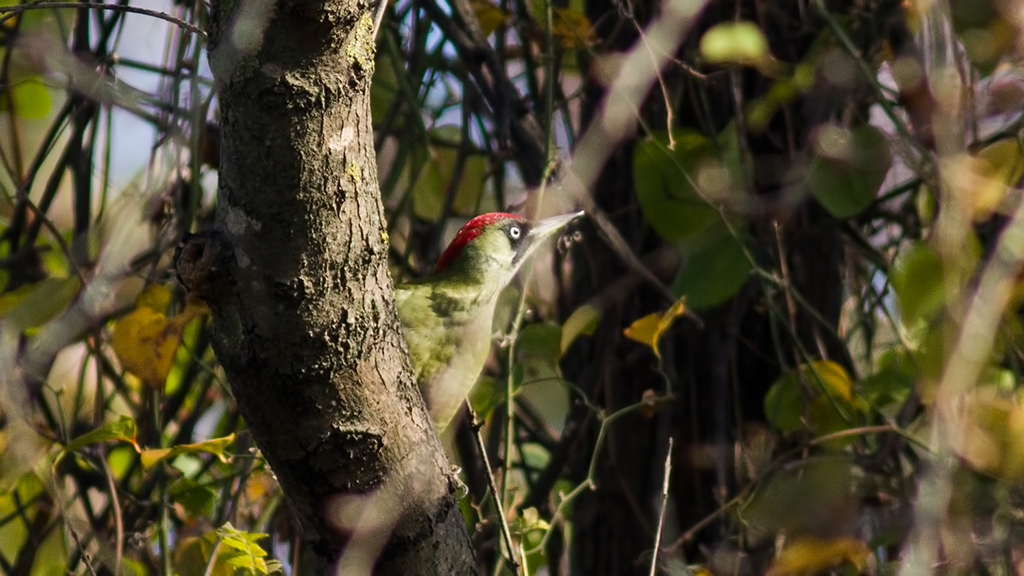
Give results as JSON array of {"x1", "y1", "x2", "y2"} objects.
[{"x1": 394, "y1": 211, "x2": 582, "y2": 432}]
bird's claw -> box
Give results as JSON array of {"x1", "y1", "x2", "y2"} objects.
[{"x1": 450, "y1": 465, "x2": 469, "y2": 499}]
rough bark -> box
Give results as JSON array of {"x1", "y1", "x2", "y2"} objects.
[{"x1": 195, "y1": 1, "x2": 475, "y2": 573}]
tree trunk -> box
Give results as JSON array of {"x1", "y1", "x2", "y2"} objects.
[{"x1": 195, "y1": 2, "x2": 475, "y2": 573}]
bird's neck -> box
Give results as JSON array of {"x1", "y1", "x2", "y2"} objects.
[{"x1": 432, "y1": 252, "x2": 516, "y2": 306}]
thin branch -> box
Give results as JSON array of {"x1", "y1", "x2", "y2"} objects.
[
  {"x1": 467, "y1": 402, "x2": 521, "y2": 575},
  {"x1": 648, "y1": 437, "x2": 672, "y2": 576},
  {"x1": 0, "y1": 2, "x2": 205, "y2": 37}
]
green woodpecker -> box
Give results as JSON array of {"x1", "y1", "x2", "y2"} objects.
[{"x1": 395, "y1": 211, "x2": 584, "y2": 433}]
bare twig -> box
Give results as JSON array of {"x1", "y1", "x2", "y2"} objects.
[
  {"x1": 467, "y1": 401, "x2": 522, "y2": 575},
  {"x1": 649, "y1": 437, "x2": 673, "y2": 576},
  {"x1": 0, "y1": 2, "x2": 205, "y2": 36}
]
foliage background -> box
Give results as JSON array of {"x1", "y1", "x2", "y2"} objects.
[{"x1": 4, "y1": 0, "x2": 1024, "y2": 574}]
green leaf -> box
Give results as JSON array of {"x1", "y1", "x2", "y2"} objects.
[
  {"x1": 741, "y1": 455, "x2": 860, "y2": 539},
  {"x1": 560, "y1": 304, "x2": 599, "y2": 355},
  {"x1": 808, "y1": 124, "x2": 891, "y2": 218},
  {"x1": 516, "y1": 323, "x2": 562, "y2": 364},
  {"x1": 764, "y1": 361, "x2": 860, "y2": 447},
  {"x1": 469, "y1": 375, "x2": 507, "y2": 421},
  {"x1": 860, "y1": 349, "x2": 916, "y2": 409},
  {"x1": 515, "y1": 323, "x2": 563, "y2": 394},
  {"x1": 518, "y1": 372, "x2": 570, "y2": 430},
  {"x1": 170, "y1": 478, "x2": 217, "y2": 518},
  {"x1": 7, "y1": 78, "x2": 51, "y2": 119},
  {"x1": 633, "y1": 130, "x2": 719, "y2": 242},
  {"x1": 672, "y1": 232, "x2": 751, "y2": 309},
  {"x1": 62, "y1": 415, "x2": 139, "y2": 456},
  {"x1": 204, "y1": 523, "x2": 281, "y2": 575},
  {"x1": 764, "y1": 371, "x2": 803, "y2": 433},
  {"x1": 890, "y1": 242, "x2": 944, "y2": 326},
  {"x1": 699, "y1": 21, "x2": 770, "y2": 66},
  {"x1": 412, "y1": 128, "x2": 488, "y2": 222},
  {"x1": 0, "y1": 276, "x2": 82, "y2": 332},
  {"x1": 950, "y1": 0, "x2": 1012, "y2": 73}
]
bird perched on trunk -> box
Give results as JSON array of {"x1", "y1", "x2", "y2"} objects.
[{"x1": 395, "y1": 211, "x2": 584, "y2": 433}]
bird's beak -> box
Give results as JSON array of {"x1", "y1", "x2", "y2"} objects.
[
  {"x1": 515, "y1": 210, "x2": 585, "y2": 267},
  {"x1": 528, "y1": 210, "x2": 586, "y2": 241}
]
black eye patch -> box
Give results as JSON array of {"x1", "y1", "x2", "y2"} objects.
[{"x1": 505, "y1": 220, "x2": 529, "y2": 250}]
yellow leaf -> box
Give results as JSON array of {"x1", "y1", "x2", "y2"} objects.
[
  {"x1": 942, "y1": 139, "x2": 1024, "y2": 222},
  {"x1": 112, "y1": 307, "x2": 179, "y2": 387},
  {"x1": 952, "y1": 385, "x2": 1024, "y2": 481},
  {"x1": 137, "y1": 283, "x2": 173, "y2": 311},
  {"x1": 624, "y1": 312, "x2": 662, "y2": 355},
  {"x1": 550, "y1": 7, "x2": 595, "y2": 49},
  {"x1": 244, "y1": 471, "x2": 276, "y2": 502},
  {"x1": 140, "y1": 447, "x2": 173, "y2": 469},
  {"x1": 468, "y1": 0, "x2": 508, "y2": 36},
  {"x1": 112, "y1": 285, "x2": 208, "y2": 388},
  {"x1": 141, "y1": 434, "x2": 236, "y2": 469},
  {"x1": 802, "y1": 360, "x2": 854, "y2": 403},
  {"x1": 623, "y1": 297, "x2": 687, "y2": 359},
  {"x1": 766, "y1": 536, "x2": 869, "y2": 576}
]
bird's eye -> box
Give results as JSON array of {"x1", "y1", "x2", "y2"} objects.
[{"x1": 509, "y1": 225, "x2": 522, "y2": 240}]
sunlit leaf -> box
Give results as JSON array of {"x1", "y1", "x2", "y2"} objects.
[
  {"x1": 200, "y1": 522, "x2": 281, "y2": 576},
  {"x1": 766, "y1": 536, "x2": 869, "y2": 576},
  {"x1": 112, "y1": 285, "x2": 208, "y2": 388},
  {"x1": 700, "y1": 22, "x2": 770, "y2": 66},
  {"x1": 137, "y1": 283, "x2": 173, "y2": 310},
  {"x1": 624, "y1": 313, "x2": 660, "y2": 351},
  {"x1": 808, "y1": 124, "x2": 891, "y2": 218},
  {"x1": 112, "y1": 307, "x2": 180, "y2": 388},
  {"x1": 62, "y1": 415, "x2": 139, "y2": 456},
  {"x1": 560, "y1": 303, "x2": 599, "y2": 355},
  {"x1": 140, "y1": 434, "x2": 236, "y2": 469},
  {"x1": 623, "y1": 296, "x2": 687, "y2": 359}
]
